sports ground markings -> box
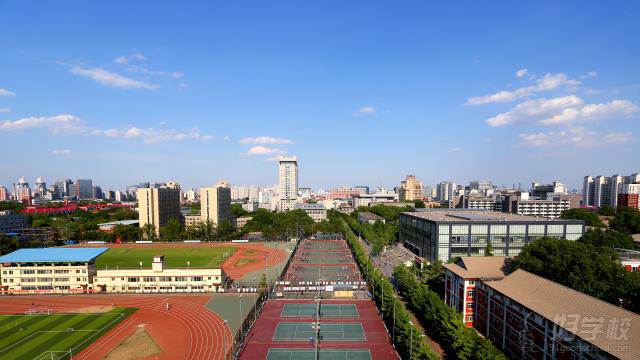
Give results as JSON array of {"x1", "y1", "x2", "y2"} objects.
[
  {"x1": 281, "y1": 304, "x2": 359, "y2": 318},
  {"x1": 272, "y1": 322, "x2": 365, "y2": 342},
  {"x1": 0, "y1": 310, "x2": 131, "y2": 360},
  {"x1": 265, "y1": 348, "x2": 372, "y2": 360}
]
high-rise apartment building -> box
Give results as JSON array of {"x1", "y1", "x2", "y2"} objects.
[
  {"x1": 278, "y1": 156, "x2": 298, "y2": 211},
  {"x1": 399, "y1": 175, "x2": 424, "y2": 202},
  {"x1": 200, "y1": 180, "x2": 233, "y2": 226},
  {"x1": 436, "y1": 181, "x2": 457, "y2": 202},
  {"x1": 583, "y1": 172, "x2": 640, "y2": 207},
  {"x1": 138, "y1": 185, "x2": 181, "y2": 236},
  {"x1": 33, "y1": 177, "x2": 47, "y2": 197},
  {"x1": 13, "y1": 177, "x2": 31, "y2": 205},
  {"x1": 0, "y1": 186, "x2": 8, "y2": 201},
  {"x1": 618, "y1": 184, "x2": 640, "y2": 209},
  {"x1": 55, "y1": 179, "x2": 73, "y2": 198}
]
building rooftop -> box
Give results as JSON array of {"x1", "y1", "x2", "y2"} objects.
[
  {"x1": 0, "y1": 247, "x2": 109, "y2": 263},
  {"x1": 97, "y1": 220, "x2": 139, "y2": 227},
  {"x1": 442, "y1": 256, "x2": 511, "y2": 280},
  {"x1": 358, "y1": 212, "x2": 385, "y2": 221},
  {"x1": 293, "y1": 203, "x2": 326, "y2": 210},
  {"x1": 485, "y1": 269, "x2": 640, "y2": 359},
  {"x1": 402, "y1": 209, "x2": 580, "y2": 222}
]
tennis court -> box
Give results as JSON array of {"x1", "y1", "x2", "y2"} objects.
[
  {"x1": 301, "y1": 242, "x2": 347, "y2": 251},
  {"x1": 281, "y1": 304, "x2": 359, "y2": 318},
  {"x1": 266, "y1": 348, "x2": 372, "y2": 360},
  {"x1": 272, "y1": 323, "x2": 365, "y2": 341},
  {"x1": 294, "y1": 252, "x2": 352, "y2": 264}
]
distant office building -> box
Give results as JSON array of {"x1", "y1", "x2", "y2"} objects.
[
  {"x1": 13, "y1": 177, "x2": 31, "y2": 205},
  {"x1": 0, "y1": 186, "x2": 8, "y2": 201},
  {"x1": 469, "y1": 180, "x2": 492, "y2": 192},
  {"x1": 354, "y1": 186, "x2": 369, "y2": 195},
  {"x1": 618, "y1": 183, "x2": 640, "y2": 209},
  {"x1": 399, "y1": 175, "x2": 424, "y2": 202},
  {"x1": 502, "y1": 192, "x2": 576, "y2": 219},
  {"x1": 55, "y1": 179, "x2": 73, "y2": 198},
  {"x1": 460, "y1": 195, "x2": 501, "y2": 211},
  {"x1": 115, "y1": 191, "x2": 123, "y2": 202},
  {"x1": 126, "y1": 185, "x2": 139, "y2": 200},
  {"x1": 183, "y1": 214, "x2": 201, "y2": 228},
  {"x1": 278, "y1": 156, "x2": 298, "y2": 211},
  {"x1": 75, "y1": 179, "x2": 93, "y2": 200},
  {"x1": 530, "y1": 181, "x2": 568, "y2": 199},
  {"x1": 138, "y1": 185, "x2": 182, "y2": 236},
  {"x1": 583, "y1": 172, "x2": 640, "y2": 207},
  {"x1": 293, "y1": 203, "x2": 327, "y2": 222},
  {"x1": 92, "y1": 186, "x2": 103, "y2": 200},
  {"x1": 399, "y1": 210, "x2": 585, "y2": 262},
  {"x1": 329, "y1": 188, "x2": 361, "y2": 200},
  {"x1": 436, "y1": 181, "x2": 457, "y2": 202},
  {"x1": 200, "y1": 181, "x2": 233, "y2": 226},
  {"x1": 235, "y1": 216, "x2": 253, "y2": 229},
  {"x1": 185, "y1": 188, "x2": 197, "y2": 202},
  {"x1": 33, "y1": 177, "x2": 47, "y2": 197}
]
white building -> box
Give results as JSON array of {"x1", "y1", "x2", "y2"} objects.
[
  {"x1": 278, "y1": 156, "x2": 298, "y2": 211},
  {"x1": 201, "y1": 180, "x2": 233, "y2": 226},
  {"x1": 93, "y1": 255, "x2": 225, "y2": 293},
  {"x1": 436, "y1": 181, "x2": 457, "y2": 202},
  {"x1": 583, "y1": 172, "x2": 640, "y2": 207},
  {"x1": 293, "y1": 203, "x2": 327, "y2": 222}
]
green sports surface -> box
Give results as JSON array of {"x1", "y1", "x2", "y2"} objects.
[
  {"x1": 281, "y1": 304, "x2": 359, "y2": 318},
  {"x1": 0, "y1": 308, "x2": 136, "y2": 360},
  {"x1": 266, "y1": 349, "x2": 372, "y2": 360},
  {"x1": 273, "y1": 323, "x2": 365, "y2": 341},
  {"x1": 95, "y1": 246, "x2": 236, "y2": 269}
]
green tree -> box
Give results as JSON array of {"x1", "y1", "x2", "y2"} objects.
[
  {"x1": 485, "y1": 242, "x2": 494, "y2": 256},
  {"x1": 560, "y1": 208, "x2": 604, "y2": 227},
  {"x1": 231, "y1": 203, "x2": 248, "y2": 217},
  {"x1": 598, "y1": 205, "x2": 616, "y2": 216},
  {"x1": 142, "y1": 223, "x2": 158, "y2": 241},
  {"x1": 579, "y1": 228, "x2": 634, "y2": 249},
  {"x1": 414, "y1": 199, "x2": 426, "y2": 208},
  {"x1": 216, "y1": 219, "x2": 236, "y2": 241},
  {"x1": 160, "y1": 218, "x2": 183, "y2": 241},
  {"x1": 610, "y1": 206, "x2": 640, "y2": 234}
]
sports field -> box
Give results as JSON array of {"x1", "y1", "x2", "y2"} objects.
[
  {"x1": 0, "y1": 308, "x2": 135, "y2": 360},
  {"x1": 95, "y1": 246, "x2": 236, "y2": 269}
]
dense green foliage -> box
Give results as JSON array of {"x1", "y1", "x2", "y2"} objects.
[
  {"x1": 95, "y1": 246, "x2": 236, "y2": 269},
  {"x1": 394, "y1": 266, "x2": 506, "y2": 360},
  {"x1": 0, "y1": 201, "x2": 24, "y2": 212},
  {"x1": 560, "y1": 208, "x2": 604, "y2": 227},
  {"x1": 598, "y1": 205, "x2": 616, "y2": 216},
  {"x1": 578, "y1": 228, "x2": 634, "y2": 249},
  {"x1": 610, "y1": 206, "x2": 640, "y2": 234},
  {"x1": 338, "y1": 216, "x2": 438, "y2": 359},
  {"x1": 344, "y1": 204, "x2": 410, "y2": 254},
  {"x1": 513, "y1": 237, "x2": 640, "y2": 313},
  {"x1": 243, "y1": 208, "x2": 315, "y2": 240},
  {"x1": 231, "y1": 203, "x2": 248, "y2": 217}
]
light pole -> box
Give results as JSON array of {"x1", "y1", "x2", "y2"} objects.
[
  {"x1": 409, "y1": 320, "x2": 413, "y2": 359},
  {"x1": 239, "y1": 295, "x2": 243, "y2": 336},
  {"x1": 392, "y1": 295, "x2": 396, "y2": 346},
  {"x1": 222, "y1": 319, "x2": 229, "y2": 360}
]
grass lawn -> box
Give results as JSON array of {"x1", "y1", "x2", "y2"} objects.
[
  {"x1": 0, "y1": 307, "x2": 136, "y2": 360},
  {"x1": 95, "y1": 246, "x2": 237, "y2": 269}
]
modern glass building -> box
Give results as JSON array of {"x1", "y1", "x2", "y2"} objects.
[{"x1": 399, "y1": 210, "x2": 585, "y2": 262}]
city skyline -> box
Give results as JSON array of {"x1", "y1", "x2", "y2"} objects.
[{"x1": 1, "y1": 2, "x2": 639, "y2": 189}]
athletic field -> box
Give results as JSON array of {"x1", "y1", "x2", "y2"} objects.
[
  {"x1": 0, "y1": 308, "x2": 135, "y2": 360},
  {"x1": 95, "y1": 246, "x2": 236, "y2": 269}
]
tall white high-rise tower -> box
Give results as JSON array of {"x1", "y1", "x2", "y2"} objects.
[{"x1": 278, "y1": 156, "x2": 298, "y2": 211}]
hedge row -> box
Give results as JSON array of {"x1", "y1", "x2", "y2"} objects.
[
  {"x1": 341, "y1": 218, "x2": 438, "y2": 360},
  {"x1": 393, "y1": 265, "x2": 506, "y2": 360}
]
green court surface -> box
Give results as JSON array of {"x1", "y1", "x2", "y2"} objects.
[
  {"x1": 289, "y1": 266, "x2": 359, "y2": 282},
  {"x1": 0, "y1": 308, "x2": 135, "y2": 360},
  {"x1": 296, "y1": 253, "x2": 351, "y2": 264},
  {"x1": 281, "y1": 304, "x2": 359, "y2": 318},
  {"x1": 273, "y1": 323, "x2": 365, "y2": 341},
  {"x1": 95, "y1": 246, "x2": 236, "y2": 269},
  {"x1": 266, "y1": 349, "x2": 372, "y2": 360},
  {"x1": 302, "y1": 243, "x2": 346, "y2": 251}
]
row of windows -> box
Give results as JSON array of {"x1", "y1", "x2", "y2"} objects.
[
  {"x1": 2, "y1": 269, "x2": 86, "y2": 275},
  {"x1": 117, "y1": 276, "x2": 211, "y2": 283}
]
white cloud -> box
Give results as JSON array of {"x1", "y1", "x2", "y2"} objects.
[
  {"x1": 354, "y1": 106, "x2": 376, "y2": 116},
  {"x1": 449, "y1": 148, "x2": 463, "y2": 153},
  {"x1": 114, "y1": 53, "x2": 146, "y2": 64},
  {"x1": 95, "y1": 126, "x2": 214, "y2": 144},
  {"x1": 239, "y1": 136, "x2": 294, "y2": 145},
  {"x1": 70, "y1": 66, "x2": 158, "y2": 90},
  {"x1": 0, "y1": 114, "x2": 85, "y2": 133},
  {"x1": 518, "y1": 127, "x2": 633, "y2": 148},
  {"x1": 223, "y1": 135, "x2": 230, "y2": 141},
  {"x1": 52, "y1": 149, "x2": 71, "y2": 156},
  {"x1": 466, "y1": 73, "x2": 581, "y2": 105},
  {"x1": 0, "y1": 108, "x2": 10, "y2": 113},
  {"x1": 515, "y1": 69, "x2": 529, "y2": 78},
  {"x1": 0, "y1": 88, "x2": 16, "y2": 97},
  {"x1": 486, "y1": 95, "x2": 639, "y2": 127},
  {"x1": 244, "y1": 146, "x2": 285, "y2": 155},
  {"x1": 581, "y1": 70, "x2": 598, "y2": 79}
]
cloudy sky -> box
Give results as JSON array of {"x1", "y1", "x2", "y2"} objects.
[{"x1": 1, "y1": 1, "x2": 639, "y2": 190}]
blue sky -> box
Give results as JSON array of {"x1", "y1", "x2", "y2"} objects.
[{"x1": 1, "y1": 1, "x2": 639, "y2": 191}]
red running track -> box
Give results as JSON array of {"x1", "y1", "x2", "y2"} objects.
[{"x1": 0, "y1": 295, "x2": 233, "y2": 360}]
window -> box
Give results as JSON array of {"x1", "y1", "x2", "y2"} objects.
[
  {"x1": 467, "y1": 302, "x2": 474, "y2": 309},
  {"x1": 467, "y1": 315, "x2": 473, "y2": 322},
  {"x1": 160, "y1": 277, "x2": 172, "y2": 282},
  {"x1": 127, "y1": 277, "x2": 139, "y2": 283},
  {"x1": 37, "y1": 270, "x2": 52, "y2": 274},
  {"x1": 192, "y1": 277, "x2": 203, "y2": 282},
  {"x1": 22, "y1": 270, "x2": 35, "y2": 275},
  {"x1": 468, "y1": 290, "x2": 475, "y2": 298},
  {"x1": 143, "y1": 277, "x2": 156, "y2": 282},
  {"x1": 175, "y1": 277, "x2": 187, "y2": 282}
]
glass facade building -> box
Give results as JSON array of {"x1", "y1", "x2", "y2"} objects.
[{"x1": 399, "y1": 210, "x2": 585, "y2": 262}]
